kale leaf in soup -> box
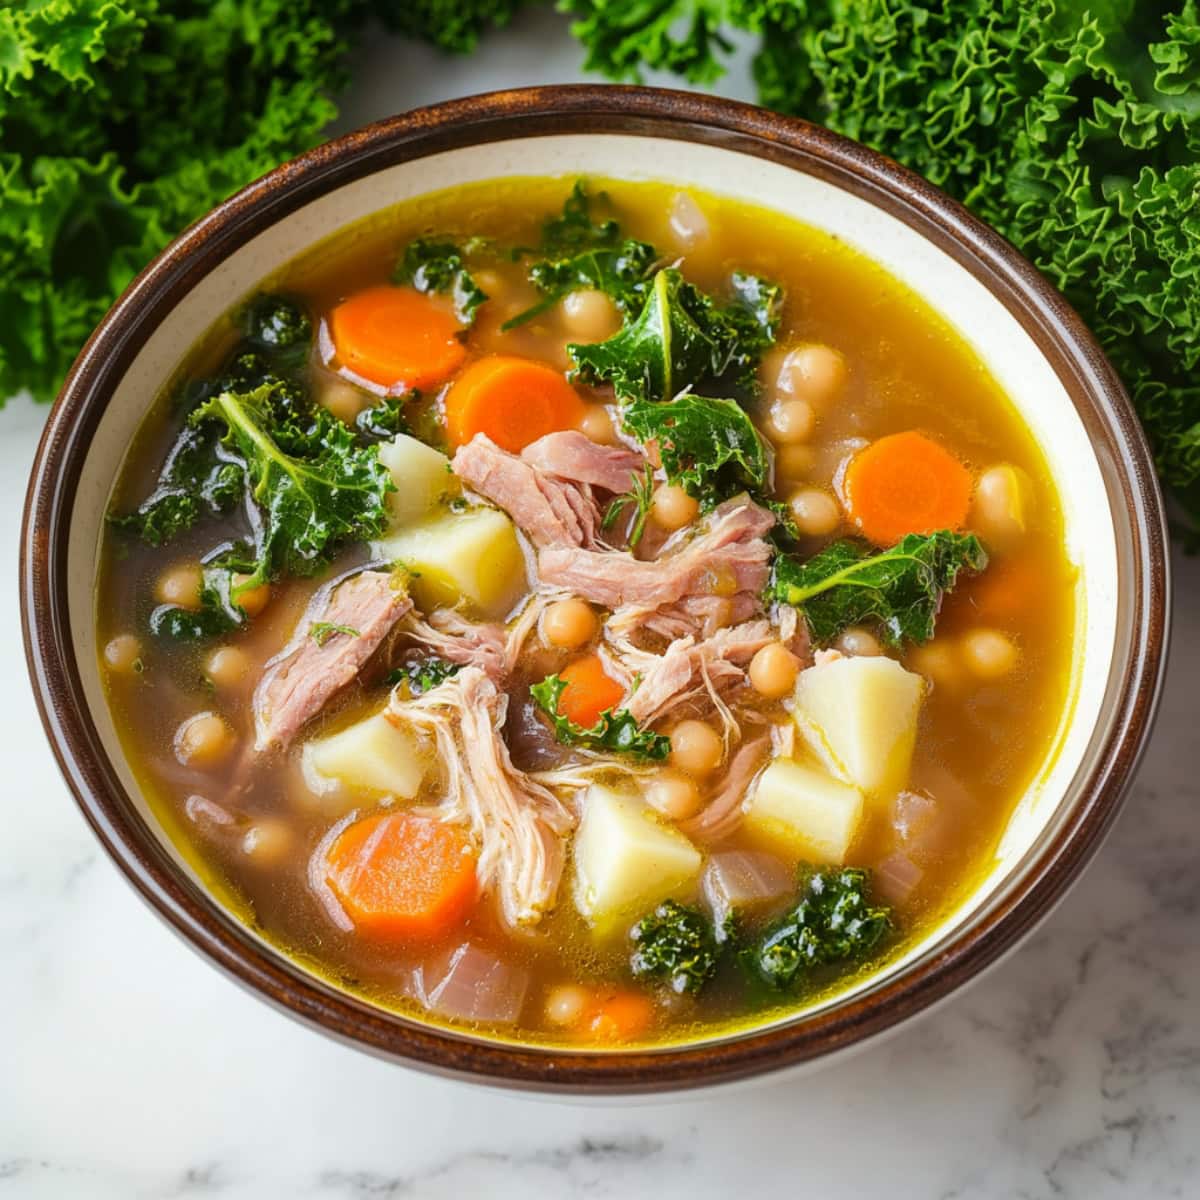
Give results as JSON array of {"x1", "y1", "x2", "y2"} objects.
[{"x1": 97, "y1": 176, "x2": 1073, "y2": 1049}]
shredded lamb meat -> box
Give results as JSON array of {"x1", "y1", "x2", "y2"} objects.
[
  {"x1": 389, "y1": 667, "x2": 575, "y2": 928},
  {"x1": 399, "y1": 608, "x2": 508, "y2": 683},
  {"x1": 623, "y1": 619, "x2": 776, "y2": 727},
  {"x1": 253, "y1": 571, "x2": 411, "y2": 751},
  {"x1": 680, "y1": 736, "x2": 773, "y2": 842},
  {"x1": 539, "y1": 495, "x2": 775, "y2": 608},
  {"x1": 521, "y1": 430, "x2": 641, "y2": 495}
]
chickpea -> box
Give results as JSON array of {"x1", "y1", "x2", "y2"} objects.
[
  {"x1": 560, "y1": 289, "x2": 621, "y2": 341},
  {"x1": 320, "y1": 379, "x2": 366, "y2": 425},
  {"x1": 174, "y1": 711, "x2": 236, "y2": 768},
  {"x1": 644, "y1": 772, "x2": 703, "y2": 820},
  {"x1": 777, "y1": 443, "x2": 817, "y2": 481},
  {"x1": 103, "y1": 634, "x2": 143, "y2": 675},
  {"x1": 232, "y1": 574, "x2": 271, "y2": 618},
  {"x1": 907, "y1": 641, "x2": 962, "y2": 691},
  {"x1": 670, "y1": 719, "x2": 723, "y2": 777},
  {"x1": 972, "y1": 464, "x2": 1031, "y2": 548},
  {"x1": 788, "y1": 487, "x2": 842, "y2": 537},
  {"x1": 155, "y1": 563, "x2": 203, "y2": 610},
  {"x1": 961, "y1": 628, "x2": 1019, "y2": 680},
  {"x1": 205, "y1": 645, "x2": 251, "y2": 689},
  {"x1": 836, "y1": 626, "x2": 883, "y2": 658},
  {"x1": 650, "y1": 484, "x2": 699, "y2": 532},
  {"x1": 777, "y1": 344, "x2": 847, "y2": 408},
  {"x1": 542, "y1": 598, "x2": 598, "y2": 650},
  {"x1": 241, "y1": 818, "x2": 293, "y2": 866},
  {"x1": 748, "y1": 642, "x2": 800, "y2": 699},
  {"x1": 578, "y1": 404, "x2": 617, "y2": 445},
  {"x1": 767, "y1": 398, "x2": 816, "y2": 445},
  {"x1": 545, "y1": 984, "x2": 590, "y2": 1027}
]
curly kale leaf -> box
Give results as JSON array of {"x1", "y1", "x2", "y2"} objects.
[
  {"x1": 770, "y1": 531, "x2": 987, "y2": 647},
  {"x1": 531, "y1": 673, "x2": 671, "y2": 761},
  {"x1": 744, "y1": 868, "x2": 891, "y2": 991},
  {"x1": 630, "y1": 900, "x2": 721, "y2": 995},
  {"x1": 504, "y1": 182, "x2": 658, "y2": 328},
  {"x1": 149, "y1": 567, "x2": 243, "y2": 642},
  {"x1": 623, "y1": 393, "x2": 770, "y2": 504},
  {"x1": 189, "y1": 383, "x2": 394, "y2": 601},
  {"x1": 569, "y1": 267, "x2": 781, "y2": 404},
  {"x1": 387, "y1": 657, "x2": 461, "y2": 695},
  {"x1": 373, "y1": 0, "x2": 530, "y2": 53},
  {"x1": 393, "y1": 237, "x2": 488, "y2": 324},
  {"x1": 240, "y1": 294, "x2": 312, "y2": 363},
  {"x1": 356, "y1": 395, "x2": 412, "y2": 441}
]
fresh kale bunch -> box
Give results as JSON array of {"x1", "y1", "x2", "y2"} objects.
[
  {"x1": 531, "y1": 673, "x2": 671, "y2": 761},
  {"x1": 630, "y1": 900, "x2": 721, "y2": 994},
  {"x1": 771, "y1": 531, "x2": 988, "y2": 646},
  {"x1": 744, "y1": 867, "x2": 892, "y2": 991}
]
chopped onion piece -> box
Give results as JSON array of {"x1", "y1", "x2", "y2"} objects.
[
  {"x1": 184, "y1": 793, "x2": 235, "y2": 829},
  {"x1": 669, "y1": 191, "x2": 710, "y2": 248},
  {"x1": 891, "y1": 790, "x2": 942, "y2": 853},
  {"x1": 412, "y1": 943, "x2": 530, "y2": 1026},
  {"x1": 703, "y1": 850, "x2": 794, "y2": 936},
  {"x1": 875, "y1": 851, "x2": 923, "y2": 905}
]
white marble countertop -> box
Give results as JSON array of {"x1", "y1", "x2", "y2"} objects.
[{"x1": 3, "y1": 13, "x2": 1198, "y2": 1198}]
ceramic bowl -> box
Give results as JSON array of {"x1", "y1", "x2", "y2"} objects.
[{"x1": 21, "y1": 86, "x2": 1169, "y2": 1094}]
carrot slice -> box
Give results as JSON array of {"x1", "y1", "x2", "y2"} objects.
[
  {"x1": 444, "y1": 355, "x2": 585, "y2": 452},
  {"x1": 844, "y1": 431, "x2": 973, "y2": 545},
  {"x1": 584, "y1": 990, "x2": 656, "y2": 1042},
  {"x1": 557, "y1": 653, "x2": 625, "y2": 728},
  {"x1": 328, "y1": 285, "x2": 466, "y2": 390},
  {"x1": 324, "y1": 811, "x2": 477, "y2": 941}
]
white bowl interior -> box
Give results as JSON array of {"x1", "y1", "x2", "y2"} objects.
[{"x1": 68, "y1": 134, "x2": 1118, "y2": 1040}]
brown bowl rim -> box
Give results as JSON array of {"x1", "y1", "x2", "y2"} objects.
[{"x1": 20, "y1": 85, "x2": 1169, "y2": 1094}]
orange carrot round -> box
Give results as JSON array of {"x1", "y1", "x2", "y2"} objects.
[
  {"x1": 844, "y1": 430, "x2": 973, "y2": 545},
  {"x1": 557, "y1": 653, "x2": 625, "y2": 728},
  {"x1": 324, "y1": 811, "x2": 477, "y2": 941},
  {"x1": 328, "y1": 285, "x2": 466, "y2": 390},
  {"x1": 584, "y1": 990, "x2": 656, "y2": 1042},
  {"x1": 444, "y1": 355, "x2": 585, "y2": 453}
]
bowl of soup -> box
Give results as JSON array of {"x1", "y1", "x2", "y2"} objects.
[{"x1": 21, "y1": 86, "x2": 1168, "y2": 1093}]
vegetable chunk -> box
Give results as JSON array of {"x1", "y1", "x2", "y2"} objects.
[
  {"x1": 377, "y1": 433, "x2": 454, "y2": 526},
  {"x1": 745, "y1": 759, "x2": 865, "y2": 865},
  {"x1": 301, "y1": 711, "x2": 427, "y2": 799},
  {"x1": 573, "y1": 787, "x2": 703, "y2": 929},
  {"x1": 793, "y1": 655, "x2": 924, "y2": 800},
  {"x1": 375, "y1": 507, "x2": 527, "y2": 615}
]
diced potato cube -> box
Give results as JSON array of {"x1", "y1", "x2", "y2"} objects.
[
  {"x1": 573, "y1": 786, "x2": 703, "y2": 930},
  {"x1": 793, "y1": 655, "x2": 924, "y2": 799},
  {"x1": 744, "y1": 758, "x2": 864, "y2": 865},
  {"x1": 377, "y1": 433, "x2": 453, "y2": 526},
  {"x1": 375, "y1": 507, "x2": 528, "y2": 616},
  {"x1": 302, "y1": 711, "x2": 426, "y2": 798}
]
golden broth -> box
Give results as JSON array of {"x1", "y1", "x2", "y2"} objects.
[{"x1": 98, "y1": 177, "x2": 1074, "y2": 1046}]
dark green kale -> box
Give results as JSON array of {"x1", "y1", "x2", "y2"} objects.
[
  {"x1": 149, "y1": 567, "x2": 242, "y2": 642},
  {"x1": 622, "y1": 394, "x2": 770, "y2": 502},
  {"x1": 770, "y1": 531, "x2": 987, "y2": 647},
  {"x1": 744, "y1": 868, "x2": 891, "y2": 991},
  {"x1": 387, "y1": 657, "x2": 461, "y2": 695},
  {"x1": 393, "y1": 237, "x2": 488, "y2": 324},
  {"x1": 311, "y1": 622, "x2": 360, "y2": 646},
  {"x1": 189, "y1": 383, "x2": 394, "y2": 603},
  {"x1": 241, "y1": 295, "x2": 313, "y2": 363},
  {"x1": 630, "y1": 900, "x2": 721, "y2": 995},
  {"x1": 110, "y1": 423, "x2": 244, "y2": 546},
  {"x1": 569, "y1": 267, "x2": 781, "y2": 404},
  {"x1": 600, "y1": 462, "x2": 656, "y2": 547},
  {"x1": 504, "y1": 182, "x2": 658, "y2": 329},
  {"x1": 356, "y1": 395, "x2": 412, "y2": 441},
  {"x1": 531, "y1": 674, "x2": 671, "y2": 762}
]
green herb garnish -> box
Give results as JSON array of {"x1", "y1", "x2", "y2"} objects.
[
  {"x1": 601, "y1": 462, "x2": 656, "y2": 547},
  {"x1": 387, "y1": 657, "x2": 461, "y2": 695},
  {"x1": 310, "y1": 622, "x2": 359, "y2": 646}
]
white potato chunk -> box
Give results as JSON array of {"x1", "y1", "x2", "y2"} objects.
[
  {"x1": 377, "y1": 434, "x2": 453, "y2": 526},
  {"x1": 375, "y1": 507, "x2": 527, "y2": 616},
  {"x1": 301, "y1": 711, "x2": 426, "y2": 798},
  {"x1": 793, "y1": 655, "x2": 924, "y2": 799},
  {"x1": 744, "y1": 758, "x2": 864, "y2": 865},
  {"x1": 573, "y1": 786, "x2": 703, "y2": 930}
]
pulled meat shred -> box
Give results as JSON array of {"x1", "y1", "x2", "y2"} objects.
[
  {"x1": 399, "y1": 607, "x2": 508, "y2": 683},
  {"x1": 254, "y1": 570, "x2": 411, "y2": 751},
  {"x1": 680, "y1": 736, "x2": 772, "y2": 842},
  {"x1": 388, "y1": 666, "x2": 575, "y2": 928}
]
